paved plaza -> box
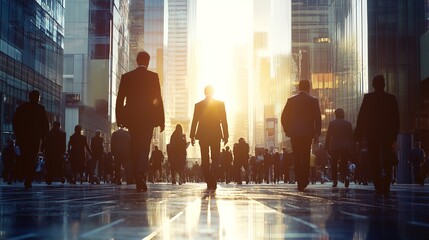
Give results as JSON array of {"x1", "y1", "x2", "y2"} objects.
[{"x1": 0, "y1": 182, "x2": 428, "y2": 239}]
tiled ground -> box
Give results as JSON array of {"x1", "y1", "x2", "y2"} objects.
[{"x1": 0, "y1": 181, "x2": 428, "y2": 239}]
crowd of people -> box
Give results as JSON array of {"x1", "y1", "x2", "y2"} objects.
[{"x1": 2, "y1": 51, "x2": 429, "y2": 196}]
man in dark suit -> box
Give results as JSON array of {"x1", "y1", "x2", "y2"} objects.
[
  {"x1": 355, "y1": 75, "x2": 399, "y2": 195},
  {"x1": 13, "y1": 90, "x2": 49, "y2": 189},
  {"x1": 116, "y1": 51, "x2": 165, "y2": 192},
  {"x1": 325, "y1": 108, "x2": 354, "y2": 188},
  {"x1": 190, "y1": 85, "x2": 229, "y2": 190},
  {"x1": 43, "y1": 121, "x2": 66, "y2": 184},
  {"x1": 281, "y1": 80, "x2": 321, "y2": 191}
]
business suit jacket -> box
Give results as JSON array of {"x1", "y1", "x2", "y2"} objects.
[
  {"x1": 190, "y1": 98, "x2": 229, "y2": 142},
  {"x1": 354, "y1": 91, "x2": 399, "y2": 145},
  {"x1": 13, "y1": 101, "x2": 49, "y2": 147},
  {"x1": 116, "y1": 66, "x2": 165, "y2": 129},
  {"x1": 325, "y1": 118, "x2": 354, "y2": 152},
  {"x1": 281, "y1": 92, "x2": 321, "y2": 139}
]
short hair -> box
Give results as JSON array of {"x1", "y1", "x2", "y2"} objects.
[
  {"x1": 334, "y1": 108, "x2": 344, "y2": 119},
  {"x1": 298, "y1": 80, "x2": 311, "y2": 92},
  {"x1": 204, "y1": 85, "x2": 214, "y2": 97},
  {"x1": 136, "y1": 51, "x2": 150, "y2": 66},
  {"x1": 74, "y1": 125, "x2": 82, "y2": 133},
  {"x1": 372, "y1": 75, "x2": 385, "y2": 91},
  {"x1": 29, "y1": 90, "x2": 40, "y2": 102},
  {"x1": 53, "y1": 121, "x2": 61, "y2": 129}
]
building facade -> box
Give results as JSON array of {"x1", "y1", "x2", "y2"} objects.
[{"x1": 0, "y1": 0, "x2": 64, "y2": 149}]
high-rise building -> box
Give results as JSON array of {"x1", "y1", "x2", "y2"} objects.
[
  {"x1": 0, "y1": 0, "x2": 65, "y2": 148},
  {"x1": 63, "y1": 0, "x2": 129, "y2": 144}
]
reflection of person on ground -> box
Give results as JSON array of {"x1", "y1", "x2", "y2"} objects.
[
  {"x1": 355, "y1": 75, "x2": 400, "y2": 195},
  {"x1": 149, "y1": 146, "x2": 164, "y2": 183},
  {"x1": 111, "y1": 126, "x2": 132, "y2": 184},
  {"x1": 233, "y1": 138, "x2": 249, "y2": 184},
  {"x1": 168, "y1": 124, "x2": 187, "y2": 184},
  {"x1": 409, "y1": 141, "x2": 425, "y2": 185},
  {"x1": 68, "y1": 125, "x2": 92, "y2": 184},
  {"x1": 281, "y1": 80, "x2": 322, "y2": 191},
  {"x1": 43, "y1": 121, "x2": 66, "y2": 184},
  {"x1": 116, "y1": 51, "x2": 165, "y2": 192},
  {"x1": 89, "y1": 130, "x2": 103, "y2": 184},
  {"x1": 12, "y1": 90, "x2": 49, "y2": 189},
  {"x1": 325, "y1": 108, "x2": 354, "y2": 188},
  {"x1": 190, "y1": 85, "x2": 229, "y2": 190},
  {"x1": 2, "y1": 139, "x2": 16, "y2": 184}
]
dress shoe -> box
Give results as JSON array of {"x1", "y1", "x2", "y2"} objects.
[{"x1": 136, "y1": 181, "x2": 148, "y2": 192}]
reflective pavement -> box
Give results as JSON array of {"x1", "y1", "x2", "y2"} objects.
[{"x1": 1, "y1": 182, "x2": 429, "y2": 239}]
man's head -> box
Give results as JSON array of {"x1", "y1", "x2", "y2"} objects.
[
  {"x1": 204, "y1": 85, "x2": 214, "y2": 98},
  {"x1": 372, "y1": 75, "x2": 385, "y2": 91},
  {"x1": 95, "y1": 130, "x2": 101, "y2": 137},
  {"x1": 29, "y1": 90, "x2": 40, "y2": 103},
  {"x1": 298, "y1": 80, "x2": 311, "y2": 93},
  {"x1": 136, "y1": 51, "x2": 150, "y2": 67},
  {"x1": 334, "y1": 108, "x2": 345, "y2": 119},
  {"x1": 53, "y1": 121, "x2": 61, "y2": 130}
]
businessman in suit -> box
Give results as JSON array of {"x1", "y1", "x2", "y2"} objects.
[
  {"x1": 190, "y1": 85, "x2": 229, "y2": 190},
  {"x1": 13, "y1": 90, "x2": 49, "y2": 189},
  {"x1": 325, "y1": 108, "x2": 354, "y2": 188},
  {"x1": 355, "y1": 75, "x2": 399, "y2": 196},
  {"x1": 116, "y1": 51, "x2": 165, "y2": 192},
  {"x1": 281, "y1": 80, "x2": 321, "y2": 191}
]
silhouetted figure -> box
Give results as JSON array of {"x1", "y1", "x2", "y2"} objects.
[
  {"x1": 273, "y1": 152, "x2": 282, "y2": 183},
  {"x1": 111, "y1": 126, "x2": 132, "y2": 184},
  {"x1": 2, "y1": 139, "x2": 16, "y2": 184},
  {"x1": 116, "y1": 51, "x2": 165, "y2": 192},
  {"x1": 90, "y1": 130, "x2": 103, "y2": 184},
  {"x1": 168, "y1": 124, "x2": 187, "y2": 184},
  {"x1": 355, "y1": 75, "x2": 400, "y2": 195},
  {"x1": 149, "y1": 146, "x2": 164, "y2": 183},
  {"x1": 233, "y1": 138, "x2": 249, "y2": 184},
  {"x1": 281, "y1": 80, "x2": 322, "y2": 191},
  {"x1": 409, "y1": 141, "x2": 425, "y2": 185},
  {"x1": 263, "y1": 149, "x2": 273, "y2": 184},
  {"x1": 43, "y1": 121, "x2": 66, "y2": 184},
  {"x1": 190, "y1": 85, "x2": 229, "y2": 190},
  {"x1": 325, "y1": 108, "x2": 354, "y2": 188},
  {"x1": 221, "y1": 146, "x2": 233, "y2": 183},
  {"x1": 68, "y1": 125, "x2": 92, "y2": 184},
  {"x1": 12, "y1": 90, "x2": 49, "y2": 189}
]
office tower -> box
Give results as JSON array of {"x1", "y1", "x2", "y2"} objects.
[
  {"x1": 63, "y1": 0, "x2": 129, "y2": 142},
  {"x1": 0, "y1": 0, "x2": 64, "y2": 148}
]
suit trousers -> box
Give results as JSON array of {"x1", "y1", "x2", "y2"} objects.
[
  {"x1": 367, "y1": 141, "x2": 393, "y2": 193},
  {"x1": 290, "y1": 137, "x2": 312, "y2": 188},
  {"x1": 329, "y1": 150, "x2": 350, "y2": 182},
  {"x1": 198, "y1": 138, "x2": 220, "y2": 184},
  {"x1": 129, "y1": 126, "x2": 154, "y2": 182},
  {"x1": 18, "y1": 140, "x2": 40, "y2": 187}
]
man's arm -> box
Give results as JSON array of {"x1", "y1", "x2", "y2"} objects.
[
  {"x1": 220, "y1": 102, "x2": 228, "y2": 145},
  {"x1": 190, "y1": 104, "x2": 198, "y2": 146},
  {"x1": 116, "y1": 75, "x2": 126, "y2": 127}
]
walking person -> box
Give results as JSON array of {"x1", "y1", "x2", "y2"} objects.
[
  {"x1": 281, "y1": 80, "x2": 322, "y2": 191},
  {"x1": 43, "y1": 121, "x2": 66, "y2": 184},
  {"x1": 111, "y1": 126, "x2": 132, "y2": 184},
  {"x1": 409, "y1": 141, "x2": 425, "y2": 185},
  {"x1": 190, "y1": 85, "x2": 229, "y2": 190},
  {"x1": 168, "y1": 124, "x2": 188, "y2": 185},
  {"x1": 233, "y1": 138, "x2": 250, "y2": 184},
  {"x1": 221, "y1": 146, "x2": 233, "y2": 183},
  {"x1": 325, "y1": 108, "x2": 354, "y2": 188},
  {"x1": 355, "y1": 75, "x2": 400, "y2": 195},
  {"x1": 116, "y1": 51, "x2": 165, "y2": 192},
  {"x1": 2, "y1": 139, "x2": 17, "y2": 184},
  {"x1": 12, "y1": 90, "x2": 49, "y2": 189},
  {"x1": 68, "y1": 125, "x2": 92, "y2": 184},
  {"x1": 149, "y1": 146, "x2": 164, "y2": 182},
  {"x1": 90, "y1": 130, "x2": 103, "y2": 184}
]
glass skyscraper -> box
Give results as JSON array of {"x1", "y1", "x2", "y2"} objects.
[{"x1": 0, "y1": 0, "x2": 64, "y2": 148}]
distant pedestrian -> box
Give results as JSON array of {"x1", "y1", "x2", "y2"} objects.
[
  {"x1": 68, "y1": 125, "x2": 92, "y2": 184},
  {"x1": 111, "y1": 126, "x2": 132, "y2": 184},
  {"x1": 409, "y1": 141, "x2": 425, "y2": 185},
  {"x1": 149, "y1": 146, "x2": 164, "y2": 182},
  {"x1": 2, "y1": 139, "x2": 16, "y2": 184},
  {"x1": 355, "y1": 75, "x2": 400, "y2": 195},
  {"x1": 90, "y1": 130, "x2": 103, "y2": 184},
  {"x1": 233, "y1": 138, "x2": 249, "y2": 184},
  {"x1": 281, "y1": 80, "x2": 322, "y2": 191},
  {"x1": 325, "y1": 108, "x2": 354, "y2": 188},
  {"x1": 168, "y1": 124, "x2": 187, "y2": 184},
  {"x1": 43, "y1": 121, "x2": 66, "y2": 184},
  {"x1": 12, "y1": 90, "x2": 49, "y2": 189}
]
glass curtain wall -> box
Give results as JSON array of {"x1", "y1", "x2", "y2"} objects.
[{"x1": 0, "y1": 0, "x2": 64, "y2": 148}]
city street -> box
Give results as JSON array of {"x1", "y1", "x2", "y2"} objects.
[{"x1": 1, "y1": 181, "x2": 428, "y2": 239}]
